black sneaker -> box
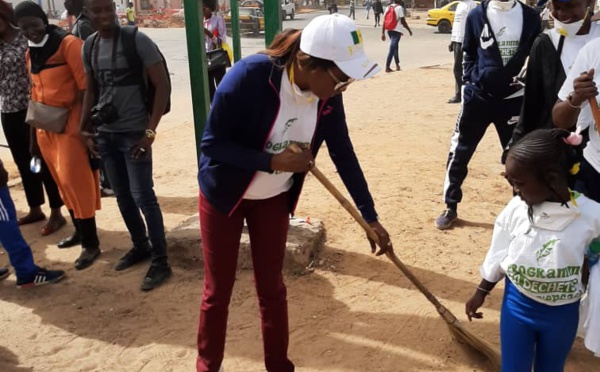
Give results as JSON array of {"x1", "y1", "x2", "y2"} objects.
[
  {"x1": 114, "y1": 247, "x2": 151, "y2": 271},
  {"x1": 0, "y1": 267, "x2": 9, "y2": 281},
  {"x1": 16, "y1": 267, "x2": 65, "y2": 289},
  {"x1": 435, "y1": 209, "x2": 458, "y2": 230},
  {"x1": 141, "y1": 262, "x2": 172, "y2": 291}
]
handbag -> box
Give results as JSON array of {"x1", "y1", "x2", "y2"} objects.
[
  {"x1": 25, "y1": 101, "x2": 69, "y2": 133},
  {"x1": 206, "y1": 39, "x2": 231, "y2": 72}
]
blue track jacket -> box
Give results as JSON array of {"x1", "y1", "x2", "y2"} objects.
[
  {"x1": 198, "y1": 54, "x2": 378, "y2": 223},
  {"x1": 462, "y1": 0, "x2": 540, "y2": 98}
]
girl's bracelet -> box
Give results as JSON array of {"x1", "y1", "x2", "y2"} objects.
[{"x1": 477, "y1": 287, "x2": 491, "y2": 296}]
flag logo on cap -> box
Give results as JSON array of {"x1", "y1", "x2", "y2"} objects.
[{"x1": 351, "y1": 30, "x2": 363, "y2": 45}]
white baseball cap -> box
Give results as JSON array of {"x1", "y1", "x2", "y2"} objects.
[{"x1": 300, "y1": 14, "x2": 380, "y2": 80}]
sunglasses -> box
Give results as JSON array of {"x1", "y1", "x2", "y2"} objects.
[{"x1": 327, "y1": 69, "x2": 354, "y2": 92}]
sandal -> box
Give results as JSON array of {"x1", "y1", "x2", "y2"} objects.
[{"x1": 41, "y1": 217, "x2": 67, "y2": 236}]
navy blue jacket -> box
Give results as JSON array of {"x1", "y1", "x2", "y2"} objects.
[
  {"x1": 198, "y1": 54, "x2": 378, "y2": 222},
  {"x1": 462, "y1": 1, "x2": 540, "y2": 98}
]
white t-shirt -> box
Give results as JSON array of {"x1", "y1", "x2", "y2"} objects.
[
  {"x1": 243, "y1": 69, "x2": 319, "y2": 200},
  {"x1": 558, "y1": 37, "x2": 600, "y2": 173},
  {"x1": 384, "y1": 5, "x2": 405, "y2": 33},
  {"x1": 487, "y1": 2, "x2": 523, "y2": 66},
  {"x1": 451, "y1": 0, "x2": 477, "y2": 43},
  {"x1": 480, "y1": 194, "x2": 600, "y2": 306},
  {"x1": 548, "y1": 22, "x2": 600, "y2": 75}
]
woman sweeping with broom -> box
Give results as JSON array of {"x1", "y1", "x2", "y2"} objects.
[
  {"x1": 196, "y1": 14, "x2": 392, "y2": 372},
  {"x1": 466, "y1": 129, "x2": 600, "y2": 372}
]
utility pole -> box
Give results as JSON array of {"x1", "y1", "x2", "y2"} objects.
[
  {"x1": 263, "y1": 0, "x2": 282, "y2": 47},
  {"x1": 182, "y1": 0, "x2": 211, "y2": 158},
  {"x1": 229, "y1": 0, "x2": 242, "y2": 62}
]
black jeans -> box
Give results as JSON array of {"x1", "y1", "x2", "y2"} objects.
[
  {"x1": 96, "y1": 131, "x2": 167, "y2": 261},
  {"x1": 1, "y1": 110, "x2": 63, "y2": 209},
  {"x1": 208, "y1": 66, "x2": 226, "y2": 103},
  {"x1": 452, "y1": 42, "x2": 463, "y2": 99}
]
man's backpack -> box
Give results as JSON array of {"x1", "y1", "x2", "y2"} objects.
[
  {"x1": 383, "y1": 5, "x2": 398, "y2": 31},
  {"x1": 87, "y1": 26, "x2": 171, "y2": 115}
]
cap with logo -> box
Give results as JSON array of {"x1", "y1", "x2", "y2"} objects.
[{"x1": 300, "y1": 14, "x2": 380, "y2": 80}]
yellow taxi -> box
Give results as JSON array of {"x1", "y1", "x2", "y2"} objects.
[
  {"x1": 224, "y1": 7, "x2": 265, "y2": 36},
  {"x1": 427, "y1": 1, "x2": 479, "y2": 34}
]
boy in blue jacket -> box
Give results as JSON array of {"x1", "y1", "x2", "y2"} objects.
[{"x1": 435, "y1": 0, "x2": 540, "y2": 230}]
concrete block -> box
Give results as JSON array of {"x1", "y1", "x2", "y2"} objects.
[{"x1": 167, "y1": 214, "x2": 325, "y2": 274}]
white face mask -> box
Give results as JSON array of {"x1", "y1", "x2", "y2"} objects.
[
  {"x1": 489, "y1": 0, "x2": 516, "y2": 11},
  {"x1": 553, "y1": 13, "x2": 588, "y2": 37},
  {"x1": 27, "y1": 34, "x2": 49, "y2": 47}
]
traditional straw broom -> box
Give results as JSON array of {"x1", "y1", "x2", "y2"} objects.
[{"x1": 307, "y1": 165, "x2": 501, "y2": 371}]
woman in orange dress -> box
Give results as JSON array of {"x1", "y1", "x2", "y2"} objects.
[{"x1": 15, "y1": 1, "x2": 101, "y2": 270}]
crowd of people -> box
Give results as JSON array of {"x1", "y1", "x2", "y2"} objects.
[
  {"x1": 2, "y1": 0, "x2": 600, "y2": 371},
  {"x1": 437, "y1": 0, "x2": 600, "y2": 369},
  {"x1": 0, "y1": 0, "x2": 171, "y2": 291}
]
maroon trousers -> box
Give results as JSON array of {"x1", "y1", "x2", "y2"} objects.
[{"x1": 197, "y1": 192, "x2": 295, "y2": 372}]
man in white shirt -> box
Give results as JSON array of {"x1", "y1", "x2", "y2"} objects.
[
  {"x1": 381, "y1": 0, "x2": 412, "y2": 72},
  {"x1": 448, "y1": 0, "x2": 477, "y2": 103}
]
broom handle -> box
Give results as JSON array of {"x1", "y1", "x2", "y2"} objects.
[
  {"x1": 309, "y1": 166, "x2": 451, "y2": 313},
  {"x1": 589, "y1": 97, "x2": 600, "y2": 136}
]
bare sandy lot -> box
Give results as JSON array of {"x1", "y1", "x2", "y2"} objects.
[{"x1": 1, "y1": 47, "x2": 599, "y2": 372}]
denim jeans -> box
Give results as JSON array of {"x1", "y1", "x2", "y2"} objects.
[
  {"x1": 386, "y1": 30, "x2": 402, "y2": 69},
  {"x1": 97, "y1": 131, "x2": 167, "y2": 261}
]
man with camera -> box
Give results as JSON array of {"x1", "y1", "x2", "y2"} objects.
[{"x1": 80, "y1": 0, "x2": 172, "y2": 291}]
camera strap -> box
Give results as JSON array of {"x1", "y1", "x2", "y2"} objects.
[{"x1": 92, "y1": 29, "x2": 120, "y2": 104}]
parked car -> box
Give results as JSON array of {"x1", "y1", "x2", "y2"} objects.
[
  {"x1": 225, "y1": 7, "x2": 265, "y2": 36},
  {"x1": 240, "y1": 0, "x2": 264, "y2": 8},
  {"x1": 282, "y1": 0, "x2": 295, "y2": 20},
  {"x1": 426, "y1": 1, "x2": 479, "y2": 34}
]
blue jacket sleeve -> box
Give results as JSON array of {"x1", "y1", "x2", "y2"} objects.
[
  {"x1": 323, "y1": 95, "x2": 378, "y2": 223},
  {"x1": 200, "y1": 59, "x2": 273, "y2": 172},
  {"x1": 462, "y1": 11, "x2": 477, "y2": 84}
]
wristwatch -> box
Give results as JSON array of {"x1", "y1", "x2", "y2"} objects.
[{"x1": 145, "y1": 129, "x2": 157, "y2": 139}]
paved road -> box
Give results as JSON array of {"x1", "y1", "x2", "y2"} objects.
[{"x1": 1, "y1": 9, "x2": 452, "y2": 153}]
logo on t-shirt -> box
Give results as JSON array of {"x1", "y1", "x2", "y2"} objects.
[
  {"x1": 537, "y1": 239, "x2": 559, "y2": 263},
  {"x1": 496, "y1": 26, "x2": 507, "y2": 38},
  {"x1": 283, "y1": 118, "x2": 298, "y2": 134}
]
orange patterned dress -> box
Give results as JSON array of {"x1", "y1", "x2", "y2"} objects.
[{"x1": 27, "y1": 35, "x2": 100, "y2": 219}]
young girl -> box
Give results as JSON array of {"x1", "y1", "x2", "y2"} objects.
[{"x1": 465, "y1": 129, "x2": 600, "y2": 371}]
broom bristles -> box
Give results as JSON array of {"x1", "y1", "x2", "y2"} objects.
[{"x1": 447, "y1": 321, "x2": 502, "y2": 371}]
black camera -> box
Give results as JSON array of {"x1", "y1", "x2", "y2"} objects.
[{"x1": 91, "y1": 103, "x2": 119, "y2": 127}]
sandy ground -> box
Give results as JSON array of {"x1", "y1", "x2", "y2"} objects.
[{"x1": 2, "y1": 18, "x2": 600, "y2": 372}]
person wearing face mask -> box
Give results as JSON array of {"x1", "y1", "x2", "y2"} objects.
[
  {"x1": 0, "y1": 0, "x2": 67, "y2": 236},
  {"x1": 435, "y1": 0, "x2": 540, "y2": 230},
  {"x1": 14, "y1": 1, "x2": 101, "y2": 270},
  {"x1": 505, "y1": 0, "x2": 598, "y2": 169},
  {"x1": 196, "y1": 14, "x2": 393, "y2": 372}
]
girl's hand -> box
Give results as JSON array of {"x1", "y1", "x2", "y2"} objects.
[
  {"x1": 465, "y1": 291, "x2": 486, "y2": 321},
  {"x1": 381, "y1": 33, "x2": 386, "y2": 42}
]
